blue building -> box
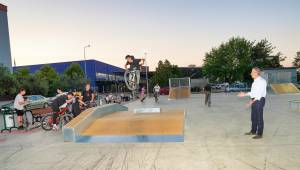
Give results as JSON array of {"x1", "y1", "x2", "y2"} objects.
[
  {"x1": 13, "y1": 59, "x2": 125, "y2": 92},
  {"x1": 0, "y1": 3, "x2": 12, "y2": 72}
]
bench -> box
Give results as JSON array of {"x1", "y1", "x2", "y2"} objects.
[
  {"x1": 288, "y1": 100, "x2": 300, "y2": 110},
  {"x1": 26, "y1": 108, "x2": 53, "y2": 125}
]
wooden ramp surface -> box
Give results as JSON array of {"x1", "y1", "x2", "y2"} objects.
[
  {"x1": 270, "y1": 83, "x2": 300, "y2": 94},
  {"x1": 81, "y1": 109, "x2": 184, "y2": 136}
]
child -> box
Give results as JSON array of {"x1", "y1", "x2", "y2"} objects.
[
  {"x1": 140, "y1": 86, "x2": 146, "y2": 102},
  {"x1": 13, "y1": 88, "x2": 27, "y2": 130}
]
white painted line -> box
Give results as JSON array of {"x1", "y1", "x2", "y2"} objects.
[{"x1": 134, "y1": 108, "x2": 161, "y2": 114}]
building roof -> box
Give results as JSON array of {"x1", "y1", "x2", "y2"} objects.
[
  {"x1": 13, "y1": 59, "x2": 124, "y2": 79},
  {"x1": 179, "y1": 67, "x2": 203, "y2": 78},
  {"x1": 262, "y1": 67, "x2": 297, "y2": 71},
  {"x1": 0, "y1": 3, "x2": 7, "y2": 12}
]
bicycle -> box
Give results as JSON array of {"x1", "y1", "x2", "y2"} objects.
[
  {"x1": 81, "y1": 101, "x2": 97, "y2": 111},
  {"x1": 41, "y1": 106, "x2": 73, "y2": 131},
  {"x1": 124, "y1": 68, "x2": 140, "y2": 91}
]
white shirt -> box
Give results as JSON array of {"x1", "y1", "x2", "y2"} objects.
[
  {"x1": 247, "y1": 76, "x2": 267, "y2": 101},
  {"x1": 14, "y1": 94, "x2": 24, "y2": 110},
  {"x1": 154, "y1": 85, "x2": 160, "y2": 93}
]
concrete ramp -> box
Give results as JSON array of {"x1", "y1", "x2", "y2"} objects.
[
  {"x1": 270, "y1": 83, "x2": 300, "y2": 94},
  {"x1": 63, "y1": 104, "x2": 185, "y2": 143}
]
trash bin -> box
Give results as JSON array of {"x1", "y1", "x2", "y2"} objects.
[
  {"x1": 4, "y1": 114, "x2": 14, "y2": 128},
  {"x1": 1, "y1": 108, "x2": 18, "y2": 133}
]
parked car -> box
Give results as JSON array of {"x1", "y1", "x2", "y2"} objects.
[
  {"x1": 0, "y1": 102, "x2": 14, "y2": 111},
  {"x1": 226, "y1": 83, "x2": 250, "y2": 92},
  {"x1": 24, "y1": 95, "x2": 50, "y2": 110},
  {"x1": 160, "y1": 87, "x2": 169, "y2": 95},
  {"x1": 210, "y1": 83, "x2": 222, "y2": 89},
  {"x1": 0, "y1": 95, "x2": 49, "y2": 111}
]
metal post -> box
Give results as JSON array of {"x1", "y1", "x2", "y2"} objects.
[
  {"x1": 144, "y1": 52, "x2": 149, "y2": 96},
  {"x1": 83, "y1": 45, "x2": 91, "y2": 78},
  {"x1": 84, "y1": 47, "x2": 87, "y2": 78}
]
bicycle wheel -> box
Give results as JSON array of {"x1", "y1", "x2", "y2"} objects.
[
  {"x1": 124, "y1": 70, "x2": 138, "y2": 91},
  {"x1": 61, "y1": 113, "x2": 73, "y2": 126},
  {"x1": 41, "y1": 113, "x2": 54, "y2": 131}
]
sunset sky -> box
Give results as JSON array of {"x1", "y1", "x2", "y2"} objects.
[{"x1": 2, "y1": 0, "x2": 300, "y2": 70}]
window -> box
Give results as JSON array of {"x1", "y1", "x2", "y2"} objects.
[
  {"x1": 36, "y1": 95, "x2": 44, "y2": 100},
  {"x1": 30, "y1": 96, "x2": 38, "y2": 101},
  {"x1": 96, "y1": 73, "x2": 108, "y2": 80}
]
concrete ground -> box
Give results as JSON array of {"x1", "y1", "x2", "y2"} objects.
[{"x1": 0, "y1": 93, "x2": 300, "y2": 170}]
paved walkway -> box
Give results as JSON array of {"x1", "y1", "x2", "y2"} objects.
[{"x1": 0, "y1": 93, "x2": 300, "y2": 170}]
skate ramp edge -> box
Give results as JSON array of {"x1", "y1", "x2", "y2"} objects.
[
  {"x1": 76, "y1": 108, "x2": 185, "y2": 143},
  {"x1": 270, "y1": 83, "x2": 300, "y2": 94},
  {"x1": 63, "y1": 104, "x2": 128, "y2": 142}
]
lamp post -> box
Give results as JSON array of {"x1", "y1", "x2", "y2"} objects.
[
  {"x1": 144, "y1": 52, "x2": 149, "y2": 96},
  {"x1": 83, "y1": 45, "x2": 91, "y2": 78}
]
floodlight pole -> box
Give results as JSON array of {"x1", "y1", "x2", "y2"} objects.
[
  {"x1": 144, "y1": 52, "x2": 149, "y2": 96},
  {"x1": 83, "y1": 45, "x2": 91, "y2": 78}
]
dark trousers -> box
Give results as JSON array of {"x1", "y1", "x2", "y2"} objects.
[
  {"x1": 205, "y1": 92, "x2": 211, "y2": 107},
  {"x1": 251, "y1": 97, "x2": 265, "y2": 135}
]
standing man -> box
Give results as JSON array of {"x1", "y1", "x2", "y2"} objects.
[
  {"x1": 204, "y1": 83, "x2": 212, "y2": 107},
  {"x1": 13, "y1": 88, "x2": 27, "y2": 130},
  {"x1": 153, "y1": 83, "x2": 160, "y2": 102},
  {"x1": 238, "y1": 67, "x2": 267, "y2": 139},
  {"x1": 82, "y1": 83, "x2": 95, "y2": 106}
]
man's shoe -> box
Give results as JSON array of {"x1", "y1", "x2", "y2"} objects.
[
  {"x1": 52, "y1": 124, "x2": 59, "y2": 131},
  {"x1": 252, "y1": 135, "x2": 263, "y2": 139},
  {"x1": 244, "y1": 132, "x2": 256, "y2": 135}
]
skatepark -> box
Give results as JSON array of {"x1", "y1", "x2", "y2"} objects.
[{"x1": 1, "y1": 93, "x2": 300, "y2": 170}]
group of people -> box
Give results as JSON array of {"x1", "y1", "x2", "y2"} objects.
[
  {"x1": 13, "y1": 82, "x2": 96, "y2": 130},
  {"x1": 51, "y1": 83, "x2": 96, "y2": 130}
]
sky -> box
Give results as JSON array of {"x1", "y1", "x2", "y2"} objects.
[{"x1": 2, "y1": 0, "x2": 300, "y2": 70}]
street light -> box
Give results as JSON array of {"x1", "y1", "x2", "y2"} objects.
[
  {"x1": 83, "y1": 45, "x2": 91, "y2": 78},
  {"x1": 144, "y1": 51, "x2": 149, "y2": 96}
]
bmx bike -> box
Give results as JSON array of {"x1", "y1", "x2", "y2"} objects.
[
  {"x1": 41, "y1": 106, "x2": 73, "y2": 131},
  {"x1": 81, "y1": 101, "x2": 97, "y2": 111},
  {"x1": 124, "y1": 68, "x2": 140, "y2": 91}
]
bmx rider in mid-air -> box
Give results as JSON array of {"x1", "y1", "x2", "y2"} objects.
[{"x1": 124, "y1": 55, "x2": 145, "y2": 96}]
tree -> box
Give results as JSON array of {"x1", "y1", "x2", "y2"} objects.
[
  {"x1": 292, "y1": 51, "x2": 300, "y2": 81},
  {"x1": 293, "y1": 51, "x2": 300, "y2": 70},
  {"x1": 61, "y1": 63, "x2": 87, "y2": 91},
  {"x1": 203, "y1": 37, "x2": 253, "y2": 83},
  {"x1": 150, "y1": 59, "x2": 182, "y2": 87},
  {"x1": 13, "y1": 67, "x2": 31, "y2": 82},
  {"x1": 251, "y1": 39, "x2": 286, "y2": 68},
  {"x1": 25, "y1": 74, "x2": 49, "y2": 96},
  {"x1": 64, "y1": 63, "x2": 84, "y2": 79},
  {"x1": 13, "y1": 67, "x2": 49, "y2": 96},
  {"x1": 35, "y1": 65, "x2": 60, "y2": 96},
  {"x1": 203, "y1": 37, "x2": 285, "y2": 83},
  {"x1": 0, "y1": 65, "x2": 19, "y2": 99}
]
